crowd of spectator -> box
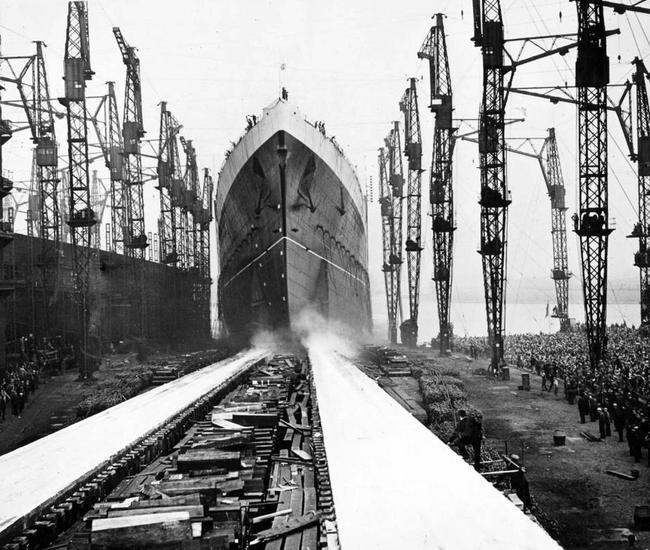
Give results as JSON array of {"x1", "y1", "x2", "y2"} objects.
[
  {"x1": 0, "y1": 334, "x2": 74, "y2": 421},
  {"x1": 0, "y1": 361, "x2": 40, "y2": 420},
  {"x1": 455, "y1": 325, "x2": 650, "y2": 465}
]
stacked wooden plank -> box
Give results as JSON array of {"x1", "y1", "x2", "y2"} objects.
[{"x1": 260, "y1": 375, "x2": 319, "y2": 550}]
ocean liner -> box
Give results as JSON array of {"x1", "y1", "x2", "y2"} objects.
[{"x1": 216, "y1": 95, "x2": 372, "y2": 341}]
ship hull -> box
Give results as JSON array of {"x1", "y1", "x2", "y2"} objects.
[
  {"x1": 217, "y1": 102, "x2": 371, "y2": 343},
  {"x1": 3, "y1": 234, "x2": 211, "y2": 350}
]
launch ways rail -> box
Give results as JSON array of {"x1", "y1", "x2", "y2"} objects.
[{"x1": 0, "y1": 350, "x2": 267, "y2": 542}]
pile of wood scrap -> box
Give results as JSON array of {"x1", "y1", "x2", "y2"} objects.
[
  {"x1": 69, "y1": 355, "x2": 327, "y2": 550},
  {"x1": 75, "y1": 356, "x2": 301, "y2": 549}
]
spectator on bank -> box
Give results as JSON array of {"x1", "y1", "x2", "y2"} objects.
[
  {"x1": 509, "y1": 455, "x2": 533, "y2": 512},
  {"x1": 598, "y1": 408, "x2": 607, "y2": 439},
  {"x1": 577, "y1": 393, "x2": 588, "y2": 424},
  {"x1": 448, "y1": 410, "x2": 472, "y2": 460},
  {"x1": 448, "y1": 410, "x2": 483, "y2": 470},
  {"x1": 629, "y1": 426, "x2": 643, "y2": 463},
  {"x1": 456, "y1": 326, "x2": 650, "y2": 467},
  {"x1": 603, "y1": 407, "x2": 612, "y2": 437},
  {"x1": 612, "y1": 403, "x2": 626, "y2": 442}
]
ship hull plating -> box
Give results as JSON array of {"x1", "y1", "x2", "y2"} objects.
[{"x1": 218, "y1": 106, "x2": 371, "y2": 342}]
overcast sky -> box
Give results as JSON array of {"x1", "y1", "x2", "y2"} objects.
[{"x1": 1, "y1": 0, "x2": 649, "y2": 336}]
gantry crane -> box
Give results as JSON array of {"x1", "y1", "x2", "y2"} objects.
[
  {"x1": 387, "y1": 122, "x2": 405, "y2": 335},
  {"x1": 197, "y1": 168, "x2": 213, "y2": 339},
  {"x1": 91, "y1": 81, "x2": 126, "y2": 254},
  {"x1": 572, "y1": 1, "x2": 612, "y2": 368},
  {"x1": 474, "y1": 0, "x2": 510, "y2": 369},
  {"x1": 461, "y1": 124, "x2": 573, "y2": 331},
  {"x1": 378, "y1": 145, "x2": 400, "y2": 343},
  {"x1": 63, "y1": 0, "x2": 95, "y2": 376},
  {"x1": 113, "y1": 27, "x2": 147, "y2": 255},
  {"x1": 399, "y1": 78, "x2": 423, "y2": 347},
  {"x1": 419, "y1": 13, "x2": 456, "y2": 354},
  {"x1": 198, "y1": 168, "x2": 213, "y2": 280},
  {"x1": 0, "y1": 66, "x2": 14, "y2": 371},
  {"x1": 472, "y1": 0, "x2": 596, "y2": 369},
  {"x1": 95, "y1": 81, "x2": 126, "y2": 254},
  {"x1": 0, "y1": 41, "x2": 60, "y2": 336},
  {"x1": 157, "y1": 102, "x2": 179, "y2": 265},
  {"x1": 473, "y1": 128, "x2": 573, "y2": 332},
  {"x1": 170, "y1": 125, "x2": 187, "y2": 269},
  {"x1": 543, "y1": 129, "x2": 572, "y2": 330},
  {"x1": 630, "y1": 58, "x2": 650, "y2": 326},
  {"x1": 180, "y1": 136, "x2": 198, "y2": 269}
]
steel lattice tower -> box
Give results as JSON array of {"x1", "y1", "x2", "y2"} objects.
[
  {"x1": 157, "y1": 102, "x2": 179, "y2": 264},
  {"x1": 574, "y1": 1, "x2": 612, "y2": 369},
  {"x1": 387, "y1": 122, "x2": 405, "y2": 339},
  {"x1": 1, "y1": 41, "x2": 61, "y2": 334},
  {"x1": 63, "y1": 0, "x2": 95, "y2": 374},
  {"x1": 198, "y1": 168, "x2": 213, "y2": 339},
  {"x1": 33, "y1": 42, "x2": 60, "y2": 256},
  {"x1": 180, "y1": 136, "x2": 198, "y2": 269},
  {"x1": 106, "y1": 81, "x2": 126, "y2": 254},
  {"x1": 632, "y1": 58, "x2": 650, "y2": 325},
  {"x1": 114, "y1": 27, "x2": 147, "y2": 256},
  {"x1": 170, "y1": 128, "x2": 187, "y2": 269},
  {"x1": 543, "y1": 129, "x2": 572, "y2": 330},
  {"x1": 91, "y1": 81, "x2": 126, "y2": 255},
  {"x1": 378, "y1": 145, "x2": 399, "y2": 343},
  {"x1": 419, "y1": 14, "x2": 456, "y2": 354},
  {"x1": 199, "y1": 168, "x2": 213, "y2": 280},
  {"x1": 400, "y1": 78, "x2": 424, "y2": 347},
  {"x1": 475, "y1": 0, "x2": 510, "y2": 369}
]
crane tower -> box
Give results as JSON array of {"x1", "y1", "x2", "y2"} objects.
[
  {"x1": 419, "y1": 14, "x2": 456, "y2": 354},
  {"x1": 400, "y1": 78, "x2": 424, "y2": 347}
]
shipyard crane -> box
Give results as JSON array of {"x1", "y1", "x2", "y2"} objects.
[
  {"x1": 572, "y1": 1, "x2": 613, "y2": 368},
  {"x1": 180, "y1": 136, "x2": 198, "y2": 269},
  {"x1": 113, "y1": 27, "x2": 147, "y2": 255},
  {"x1": 92, "y1": 82, "x2": 126, "y2": 254},
  {"x1": 474, "y1": 0, "x2": 510, "y2": 370},
  {"x1": 0, "y1": 65, "x2": 14, "y2": 371},
  {"x1": 157, "y1": 102, "x2": 179, "y2": 265},
  {"x1": 399, "y1": 78, "x2": 423, "y2": 347},
  {"x1": 571, "y1": 0, "x2": 650, "y2": 365},
  {"x1": 461, "y1": 121, "x2": 575, "y2": 330},
  {"x1": 62, "y1": 0, "x2": 95, "y2": 377},
  {"x1": 378, "y1": 145, "x2": 399, "y2": 343},
  {"x1": 59, "y1": 169, "x2": 71, "y2": 244},
  {"x1": 472, "y1": 0, "x2": 604, "y2": 369},
  {"x1": 630, "y1": 58, "x2": 650, "y2": 326},
  {"x1": 419, "y1": 14, "x2": 456, "y2": 354},
  {"x1": 26, "y1": 153, "x2": 37, "y2": 237},
  {"x1": 515, "y1": 0, "x2": 645, "y2": 366},
  {"x1": 543, "y1": 129, "x2": 572, "y2": 330},
  {"x1": 198, "y1": 168, "x2": 213, "y2": 338},
  {"x1": 387, "y1": 121, "x2": 405, "y2": 341},
  {"x1": 199, "y1": 168, "x2": 213, "y2": 280},
  {"x1": 0, "y1": 41, "x2": 60, "y2": 336},
  {"x1": 170, "y1": 126, "x2": 187, "y2": 269},
  {"x1": 90, "y1": 171, "x2": 110, "y2": 249}
]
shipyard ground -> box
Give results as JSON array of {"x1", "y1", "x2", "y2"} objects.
[{"x1": 406, "y1": 350, "x2": 650, "y2": 549}]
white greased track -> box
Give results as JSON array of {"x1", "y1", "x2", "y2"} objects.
[
  {"x1": 308, "y1": 340, "x2": 562, "y2": 550},
  {"x1": 0, "y1": 348, "x2": 268, "y2": 534}
]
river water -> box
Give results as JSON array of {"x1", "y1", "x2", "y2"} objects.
[{"x1": 371, "y1": 301, "x2": 641, "y2": 342}]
